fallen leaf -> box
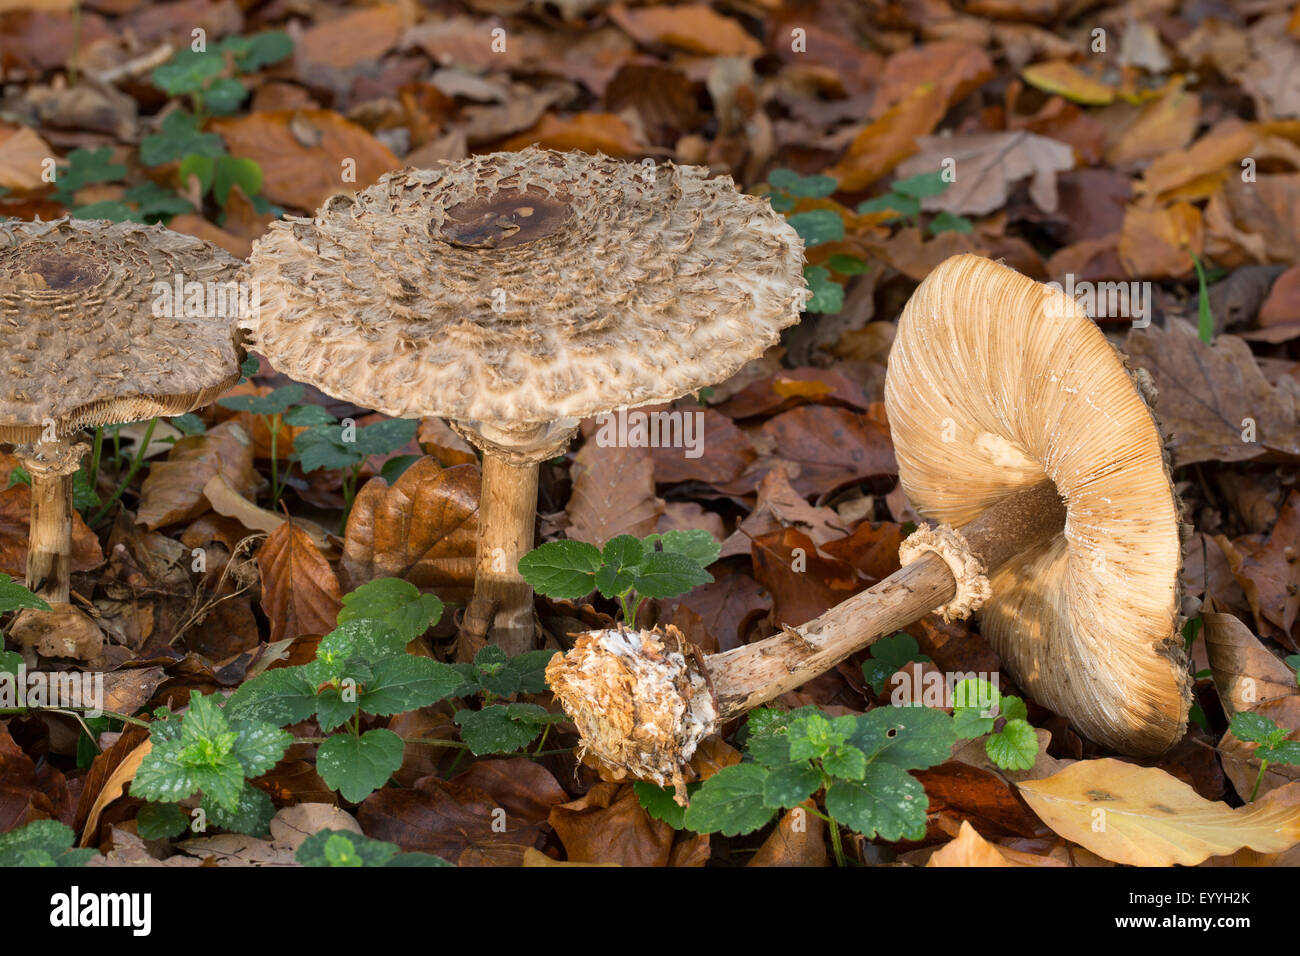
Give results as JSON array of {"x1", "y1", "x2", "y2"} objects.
[
  {"x1": 894, "y1": 130, "x2": 1075, "y2": 216},
  {"x1": 500, "y1": 111, "x2": 645, "y2": 157},
  {"x1": 565, "y1": 439, "x2": 663, "y2": 545},
  {"x1": 0, "y1": 483, "x2": 103, "y2": 579},
  {"x1": 549, "y1": 782, "x2": 675, "y2": 866},
  {"x1": 927, "y1": 820, "x2": 1058, "y2": 866},
  {"x1": 757, "y1": 405, "x2": 896, "y2": 498},
  {"x1": 1017, "y1": 759, "x2": 1300, "y2": 866},
  {"x1": 1022, "y1": 60, "x2": 1118, "y2": 105},
  {"x1": 136, "y1": 420, "x2": 256, "y2": 530},
  {"x1": 0, "y1": 126, "x2": 54, "y2": 190},
  {"x1": 1117, "y1": 200, "x2": 1202, "y2": 278},
  {"x1": 79, "y1": 737, "x2": 150, "y2": 847},
  {"x1": 1203, "y1": 603, "x2": 1300, "y2": 715},
  {"x1": 1139, "y1": 122, "x2": 1255, "y2": 199},
  {"x1": 257, "y1": 522, "x2": 342, "y2": 644},
  {"x1": 202, "y1": 473, "x2": 331, "y2": 553},
  {"x1": 748, "y1": 801, "x2": 827, "y2": 866},
  {"x1": 650, "y1": 408, "x2": 754, "y2": 486},
  {"x1": 827, "y1": 85, "x2": 948, "y2": 191},
  {"x1": 608, "y1": 2, "x2": 763, "y2": 58},
  {"x1": 872, "y1": 42, "x2": 994, "y2": 117},
  {"x1": 9, "y1": 603, "x2": 103, "y2": 660},
  {"x1": 297, "y1": 3, "x2": 404, "y2": 69}
]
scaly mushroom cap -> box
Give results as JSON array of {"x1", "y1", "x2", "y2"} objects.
[
  {"x1": 884, "y1": 254, "x2": 1189, "y2": 756},
  {"x1": 0, "y1": 218, "x2": 246, "y2": 442},
  {"x1": 242, "y1": 147, "x2": 806, "y2": 440}
]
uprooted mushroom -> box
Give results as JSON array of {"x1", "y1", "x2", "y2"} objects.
[
  {"x1": 241, "y1": 147, "x2": 807, "y2": 656},
  {"x1": 546, "y1": 254, "x2": 1192, "y2": 801},
  {"x1": 0, "y1": 218, "x2": 244, "y2": 653}
]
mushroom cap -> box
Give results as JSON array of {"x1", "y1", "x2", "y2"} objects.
[
  {"x1": 883, "y1": 254, "x2": 1189, "y2": 756},
  {"x1": 0, "y1": 218, "x2": 246, "y2": 442},
  {"x1": 242, "y1": 147, "x2": 806, "y2": 439}
]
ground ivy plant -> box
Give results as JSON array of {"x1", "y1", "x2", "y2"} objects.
[{"x1": 518, "y1": 529, "x2": 719, "y2": 627}]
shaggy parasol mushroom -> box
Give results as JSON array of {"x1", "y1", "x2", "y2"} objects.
[
  {"x1": 242, "y1": 147, "x2": 806, "y2": 655},
  {"x1": 547, "y1": 254, "x2": 1191, "y2": 800},
  {"x1": 0, "y1": 218, "x2": 245, "y2": 605}
]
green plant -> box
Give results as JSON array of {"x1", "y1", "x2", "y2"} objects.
[
  {"x1": 857, "y1": 171, "x2": 972, "y2": 236},
  {"x1": 1229, "y1": 711, "x2": 1300, "y2": 801},
  {"x1": 296, "y1": 829, "x2": 451, "y2": 867},
  {"x1": 518, "y1": 529, "x2": 719, "y2": 627},
  {"x1": 289, "y1": 414, "x2": 420, "y2": 519},
  {"x1": 0, "y1": 575, "x2": 51, "y2": 673},
  {"x1": 0, "y1": 820, "x2": 96, "y2": 867},
  {"x1": 657, "y1": 704, "x2": 956, "y2": 865},
  {"x1": 950, "y1": 677, "x2": 1039, "y2": 772},
  {"x1": 222, "y1": 578, "x2": 561, "y2": 803},
  {"x1": 1188, "y1": 248, "x2": 1214, "y2": 344},
  {"x1": 129, "y1": 690, "x2": 293, "y2": 837},
  {"x1": 861, "y1": 632, "x2": 930, "y2": 695}
]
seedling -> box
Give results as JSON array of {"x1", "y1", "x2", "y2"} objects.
[
  {"x1": 950, "y1": 677, "x2": 1039, "y2": 771},
  {"x1": 1228, "y1": 711, "x2": 1300, "y2": 801},
  {"x1": 518, "y1": 529, "x2": 719, "y2": 627}
]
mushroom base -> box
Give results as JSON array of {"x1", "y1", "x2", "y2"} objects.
[
  {"x1": 545, "y1": 626, "x2": 718, "y2": 804},
  {"x1": 16, "y1": 439, "x2": 88, "y2": 604}
]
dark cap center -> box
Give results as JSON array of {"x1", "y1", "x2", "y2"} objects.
[
  {"x1": 435, "y1": 187, "x2": 571, "y2": 250},
  {"x1": 5, "y1": 248, "x2": 110, "y2": 292}
]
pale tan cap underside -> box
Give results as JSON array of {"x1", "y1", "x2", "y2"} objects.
[
  {"x1": 884, "y1": 254, "x2": 1189, "y2": 756},
  {"x1": 241, "y1": 147, "x2": 807, "y2": 430},
  {"x1": 0, "y1": 217, "x2": 246, "y2": 442}
]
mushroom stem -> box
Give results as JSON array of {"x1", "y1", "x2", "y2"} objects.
[
  {"x1": 462, "y1": 454, "x2": 540, "y2": 656},
  {"x1": 708, "y1": 481, "x2": 1066, "y2": 719},
  {"x1": 16, "y1": 440, "x2": 88, "y2": 604}
]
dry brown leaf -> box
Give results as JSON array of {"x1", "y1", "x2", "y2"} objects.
[
  {"x1": 894, "y1": 130, "x2": 1074, "y2": 216},
  {"x1": 1104, "y1": 80, "x2": 1199, "y2": 165},
  {"x1": 9, "y1": 603, "x2": 102, "y2": 660},
  {"x1": 166, "y1": 214, "x2": 250, "y2": 258},
  {"x1": 1022, "y1": 60, "x2": 1118, "y2": 105},
  {"x1": 499, "y1": 112, "x2": 645, "y2": 157},
  {"x1": 565, "y1": 440, "x2": 663, "y2": 545},
  {"x1": 1140, "y1": 123, "x2": 1255, "y2": 199},
  {"x1": 211, "y1": 110, "x2": 400, "y2": 212},
  {"x1": 79, "y1": 738, "x2": 150, "y2": 847},
  {"x1": 339, "y1": 458, "x2": 478, "y2": 601},
  {"x1": 202, "y1": 473, "x2": 331, "y2": 552},
  {"x1": 297, "y1": 3, "x2": 404, "y2": 69},
  {"x1": 549, "y1": 782, "x2": 676, "y2": 866},
  {"x1": 522, "y1": 848, "x2": 620, "y2": 866},
  {"x1": 748, "y1": 801, "x2": 827, "y2": 866},
  {"x1": 1204, "y1": 603, "x2": 1300, "y2": 715},
  {"x1": 136, "y1": 420, "x2": 256, "y2": 531},
  {"x1": 1117, "y1": 200, "x2": 1203, "y2": 278},
  {"x1": 257, "y1": 522, "x2": 342, "y2": 644},
  {"x1": 872, "y1": 41, "x2": 994, "y2": 117},
  {"x1": 1125, "y1": 320, "x2": 1300, "y2": 466},
  {"x1": 927, "y1": 820, "x2": 1056, "y2": 866},
  {"x1": 0, "y1": 483, "x2": 102, "y2": 579},
  {"x1": 1018, "y1": 759, "x2": 1300, "y2": 866},
  {"x1": 826, "y1": 84, "x2": 948, "y2": 192},
  {"x1": 0, "y1": 126, "x2": 54, "y2": 190},
  {"x1": 608, "y1": 2, "x2": 763, "y2": 58}
]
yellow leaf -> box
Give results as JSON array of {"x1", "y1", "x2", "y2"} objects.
[
  {"x1": 1022, "y1": 61, "x2": 1117, "y2": 106},
  {"x1": 1018, "y1": 759, "x2": 1300, "y2": 866}
]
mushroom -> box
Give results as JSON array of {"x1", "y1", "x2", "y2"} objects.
[
  {"x1": 546, "y1": 254, "x2": 1191, "y2": 798},
  {"x1": 0, "y1": 218, "x2": 245, "y2": 605},
  {"x1": 241, "y1": 147, "x2": 806, "y2": 655}
]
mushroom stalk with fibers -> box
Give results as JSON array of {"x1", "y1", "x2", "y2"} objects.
[
  {"x1": 15, "y1": 440, "x2": 87, "y2": 603},
  {"x1": 546, "y1": 482, "x2": 1066, "y2": 797}
]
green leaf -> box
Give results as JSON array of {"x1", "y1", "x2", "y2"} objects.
[
  {"x1": 360, "y1": 655, "x2": 464, "y2": 715},
  {"x1": 379, "y1": 455, "x2": 421, "y2": 485},
  {"x1": 0, "y1": 574, "x2": 50, "y2": 615},
  {"x1": 231, "y1": 721, "x2": 292, "y2": 777},
  {"x1": 766, "y1": 168, "x2": 801, "y2": 189},
  {"x1": 314, "y1": 687, "x2": 359, "y2": 733},
  {"x1": 998, "y1": 695, "x2": 1028, "y2": 722},
  {"x1": 136, "y1": 802, "x2": 190, "y2": 840},
  {"x1": 1286, "y1": 655, "x2": 1300, "y2": 683},
  {"x1": 292, "y1": 426, "x2": 365, "y2": 472},
  {"x1": 852, "y1": 705, "x2": 957, "y2": 770},
  {"x1": 602, "y1": 535, "x2": 644, "y2": 572},
  {"x1": 169, "y1": 413, "x2": 207, "y2": 436},
  {"x1": 654, "y1": 528, "x2": 721, "y2": 567},
  {"x1": 824, "y1": 763, "x2": 928, "y2": 840},
  {"x1": 477, "y1": 649, "x2": 556, "y2": 697},
  {"x1": 892, "y1": 170, "x2": 949, "y2": 199},
  {"x1": 0, "y1": 820, "x2": 95, "y2": 867},
  {"x1": 203, "y1": 77, "x2": 248, "y2": 115},
  {"x1": 283, "y1": 404, "x2": 336, "y2": 427},
  {"x1": 213, "y1": 155, "x2": 263, "y2": 205},
  {"x1": 218, "y1": 384, "x2": 304, "y2": 416},
  {"x1": 951, "y1": 677, "x2": 1000, "y2": 713},
  {"x1": 788, "y1": 712, "x2": 846, "y2": 761},
  {"x1": 316, "y1": 729, "x2": 405, "y2": 803},
  {"x1": 52, "y1": 147, "x2": 125, "y2": 199},
  {"x1": 828, "y1": 253, "x2": 871, "y2": 276},
  {"x1": 223, "y1": 667, "x2": 319, "y2": 726},
  {"x1": 141, "y1": 112, "x2": 226, "y2": 166},
  {"x1": 952, "y1": 707, "x2": 995, "y2": 739},
  {"x1": 517, "y1": 540, "x2": 603, "y2": 599},
  {"x1": 769, "y1": 193, "x2": 795, "y2": 213},
  {"x1": 1230, "y1": 711, "x2": 1283, "y2": 745},
  {"x1": 0, "y1": 650, "x2": 23, "y2": 676},
  {"x1": 178, "y1": 153, "x2": 216, "y2": 194},
  {"x1": 862, "y1": 633, "x2": 929, "y2": 694},
  {"x1": 929, "y1": 211, "x2": 973, "y2": 235},
  {"x1": 634, "y1": 781, "x2": 690, "y2": 829},
  {"x1": 786, "y1": 209, "x2": 844, "y2": 247},
  {"x1": 298, "y1": 829, "x2": 395, "y2": 867},
  {"x1": 152, "y1": 49, "x2": 224, "y2": 96},
  {"x1": 353, "y1": 418, "x2": 419, "y2": 457},
  {"x1": 786, "y1": 174, "x2": 838, "y2": 198},
  {"x1": 221, "y1": 31, "x2": 295, "y2": 72},
  {"x1": 802, "y1": 265, "x2": 845, "y2": 314},
  {"x1": 203, "y1": 785, "x2": 275, "y2": 836},
  {"x1": 683, "y1": 763, "x2": 776, "y2": 836},
  {"x1": 1189, "y1": 249, "x2": 1214, "y2": 344},
  {"x1": 454, "y1": 703, "x2": 556, "y2": 755},
  {"x1": 338, "y1": 578, "x2": 443, "y2": 642},
  {"x1": 985, "y1": 719, "x2": 1039, "y2": 771},
  {"x1": 629, "y1": 550, "x2": 712, "y2": 599},
  {"x1": 71, "y1": 200, "x2": 140, "y2": 223},
  {"x1": 1258, "y1": 740, "x2": 1300, "y2": 765},
  {"x1": 822, "y1": 743, "x2": 868, "y2": 781},
  {"x1": 857, "y1": 193, "x2": 919, "y2": 220},
  {"x1": 762, "y1": 762, "x2": 822, "y2": 808}
]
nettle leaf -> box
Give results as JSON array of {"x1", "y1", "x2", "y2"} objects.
[
  {"x1": 223, "y1": 667, "x2": 319, "y2": 726},
  {"x1": 152, "y1": 49, "x2": 224, "y2": 95},
  {"x1": 338, "y1": 578, "x2": 443, "y2": 642},
  {"x1": 517, "y1": 540, "x2": 603, "y2": 599},
  {"x1": 315, "y1": 687, "x2": 360, "y2": 733},
  {"x1": 762, "y1": 762, "x2": 822, "y2": 809},
  {"x1": 653, "y1": 528, "x2": 721, "y2": 567},
  {"x1": 1259, "y1": 740, "x2": 1300, "y2": 765},
  {"x1": 862, "y1": 633, "x2": 930, "y2": 695},
  {"x1": 788, "y1": 712, "x2": 853, "y2": 761},
  {"x1": 477, "y1": 649, "x2": 556, "y2": 697},
  {"x1": 203, "y1": 785, "x2": 275, "y2": 836},
  {"x1": 852, "y1": 705, "x2": 957, "y2": 770},
  {"x1": 802, "y1": 266, "x2": 844, "y2": 314},
  {"x1": 828, "y1": 253, "x2": 871, "y2": 276},
  {"x1": 360, "y1": 655, "x2": 463, "y2": 715},
  {"x1": 136, "y1": 802, "x2": 190, "y2": 840},
  {"x1": 52, "y1": 147, "x2": 125, "y2": 199},
  {"x1": 188, "y1": 756, "x2": 246, "y2": 812},
  {"x1": 353, "y1": 418, "x2": 419, "y2": 457},
  {"x1": 785, "y1": 174, "x2": 838, "y2": 198},
  {"x1": 822, "y1": 743, "x2": 868, "y2": 781},
  {"x1": 986, "y1": 719, "x2": 1039, "y2": 771},
  {"x1": 316, "y1": 729, "x2": 405, "y2": 803},
  {"x1": 786, "y1": 209, "x2": 844, "y2": 247},
  {"x1": 142, "y1": 112, "x2": 225, "y2": 166},
  {"x1": 218, "y1": 384, "x2": 303, "y2": 416},
  {"x1": 629, "y1": 550, "x2": 712, "y2": 599},
  {"x1": 232, "y1": 721, "x2": 292, "y2": 777},
  {"x1": 929, "y1": 211, "x2": 973, "y2": 235},
  {"x1": 824, "y1": 763, "x2": 928, "y2": 841},
  {"x1": 455, "y1": 703, "x2": 559, "y2": 755},
  {"x1": 953, "y1": 707, "x2": 995, "y2": 739},
  {"x1": 71, "y1": 200, "x2": 140, "y2": 223},
  {"x1": 0, "y1": 574, "x2": 49, "y2": 615},
  {"x1": 170, "y1": 413, "x2": 207, "y2": 439},
  {"x1": 683, "y1": 763, "x2": 775, "y2": 836},
  {"x1": 293, "y1": 427, "x2": 365, "y2": 472},
  {"x1": 1229, "y1": 711, "x2": 1284, "y2": 745},
  {"x1": 767, "y1": 168, "x2": 801, "y2": 189},
  {"x1": 596, "y1": 535, "x2": 643, "y2": 598},
  {"x1": 0, "y1": 820, "x2": 95, "y2": 868},
  {"x1": 0, "y1": 650, "x2": 23, "y2": 676},
  {"x1": 283, "y1": 403, "x2": 336, "y2": 427},
  {"x1": 297, "y1": 829, "x2": 451, "y2": 867}
]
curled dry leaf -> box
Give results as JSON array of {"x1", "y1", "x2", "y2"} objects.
[
  {"x1": 894, "y1": 130, "x2": 1075, "y2": 216},
  {"x1": 79, "y1": 737, "x2": 151, "y2": 847},
  {"x1": 608, "y1": 2, "x2": 763, "y2": 58},
  {"x1": 9, "y1": 603, "x2": 103, "y2": 661},
  {"x1": 1017, "y1": 758, "x2": 1300, "y2": 866},
  {"x1": 1203, "y1": 600, "x2": 1299, "y2": 715},
  {"x1": 927, "y1": 820, "x2": 1063, "y2": 867},
  {"x1": 257, "y1": 521, "x2": 342, "y2": 645},
  {"x1": 827, "y1": 85, "x2": 948, "y2": 191},
  {"x1": 136, "y1": 420, "x2": 256, "y2": 531},
  {"x1": 340, "y1": 458, "x2": 477, "y2": 601},
  {"x1": 748, "y1": 801, "x2": 827, "y2": 867}
]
